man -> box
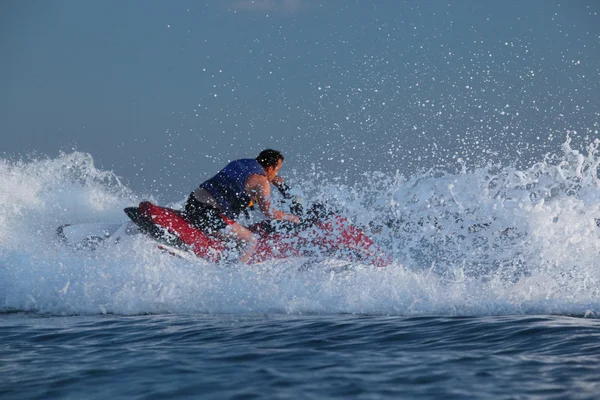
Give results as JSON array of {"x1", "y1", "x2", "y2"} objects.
[{"x1": 185, "y1": 149, "x2": 299, "y2": 263}]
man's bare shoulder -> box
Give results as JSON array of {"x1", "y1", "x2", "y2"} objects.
[{"x1": 246, "y1": 173, "x2": 269, "y2": 190}]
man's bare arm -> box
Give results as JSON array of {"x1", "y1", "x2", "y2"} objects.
[{"x1": 247, "y1": 175, "x2": 299, "y2": 223}]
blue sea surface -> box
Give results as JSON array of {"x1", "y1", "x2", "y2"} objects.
[{"x1": 2, "y1": 313, "x2": 600, "y2": 399}]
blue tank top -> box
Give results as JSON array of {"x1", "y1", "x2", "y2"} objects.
[{"x1": 200, "y1": 159, "x2": 265, "y2": 218}]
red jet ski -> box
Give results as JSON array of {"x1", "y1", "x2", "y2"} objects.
[
  {"x1": 57, "y1": 183, "x2": 391, "y2": 267},
  {"x1": 123, "y1": 199, "x2": 391, "y2": 267}
]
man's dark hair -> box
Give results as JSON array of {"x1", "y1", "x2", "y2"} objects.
[{"x1": 256, "y1": 149, "x2": 284, "y2": 168}]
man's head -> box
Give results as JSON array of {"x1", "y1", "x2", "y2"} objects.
[{"x1": 256, "y1": 149, "x2": 284, "y2": 182}]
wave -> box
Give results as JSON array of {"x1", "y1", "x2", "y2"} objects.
[{"x1": 1, "y1": 139, "x2": 600, "y2": 316}]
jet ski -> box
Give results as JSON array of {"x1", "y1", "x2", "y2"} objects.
[{"x1": 57, "y1": 187, "x2": 391, "y2": 267}]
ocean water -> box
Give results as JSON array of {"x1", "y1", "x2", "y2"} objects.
[
  {"x1": 2, "y1": 139, "x2": 600, "y2": 398},
  {"x1": 2, "y1": 314, "x2": 600, "y2": 399}
]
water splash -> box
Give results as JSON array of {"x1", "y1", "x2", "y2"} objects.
[{"x1": 1, "y1": 142, "x2": 600, "y2": 316}]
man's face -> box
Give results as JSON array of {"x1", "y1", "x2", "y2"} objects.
[{"x1": 264, "y1": 159, "x2": 283, "y2": 182}]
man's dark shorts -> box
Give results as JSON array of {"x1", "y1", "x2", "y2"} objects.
[{"x1": 185, "y1": 194, "x2": 230, "y2": 234}]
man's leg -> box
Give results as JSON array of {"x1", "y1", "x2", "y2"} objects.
[
  {"x1": 220, "y1": 222, "x2": 257, "y2": 263},
  {"x1": 185, "y1": 196, "x2": 256, "y2": 263}
]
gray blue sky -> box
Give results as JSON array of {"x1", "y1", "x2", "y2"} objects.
[{"x1": 2, "y1": 0, "x2": 599, "y2": 201}]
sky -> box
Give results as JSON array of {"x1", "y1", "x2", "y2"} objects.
[{"x1": 2, "y1": 0, "x2": 599, "y2": 202}]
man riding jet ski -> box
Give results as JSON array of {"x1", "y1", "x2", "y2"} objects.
[
  {"x1": 184, "y1": 149, "x2": 299, "y2": 263},
  {"x1": 57, "y1": 150, "x2": 391, "y2": 267}
]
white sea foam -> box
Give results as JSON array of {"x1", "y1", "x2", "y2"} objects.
[{"x1": 1, "y1": 141, "x2": 600, "y2": 317}]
